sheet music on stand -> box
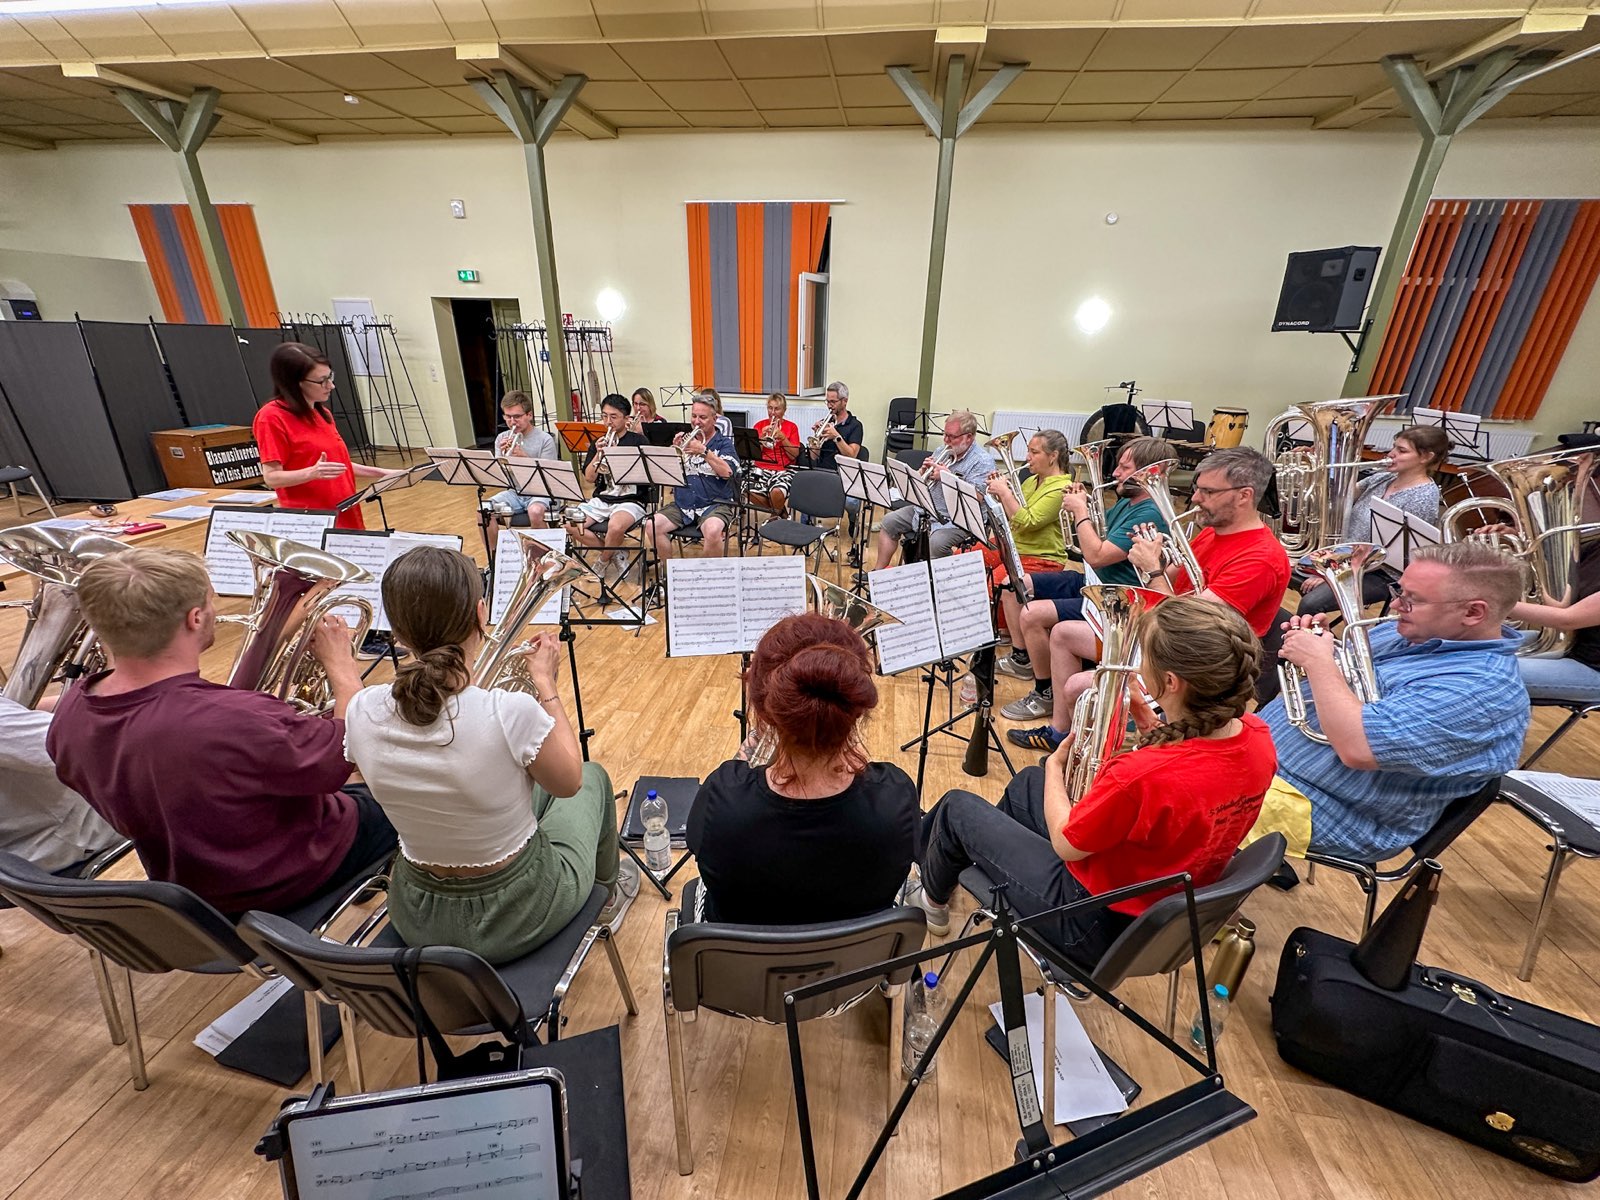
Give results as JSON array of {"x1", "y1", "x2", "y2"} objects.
[
  {"x1": 502, "y1": 457, "x2": 586, "y2": 503},
  {"x1": 604, "y1": 445, "x2": 687, "y2": 490},
  {"x1": 885, "y1": 457, "x2": 938, "y2": 516},
  {"x1": 489, "y1": 528, "x2": 569, "y2": 626},
  {"x1": 838, "y1": 458, "x2": 895, "y2": 508},
  {"x1": 334, "y1": 462, "x2": 436, "y2": 514},
  {"x1": 868, "y1": 553, "x2": 995, "y2": 675},
  {"x1": 425, "y1": 447, "x2": 512, "y2": 489},
  {"x1": 1139, "y1": 399, "x2": 1194, "y2": 435},
  {"x1": 1506, "y1": 771, "x2": 1600, "y2": 827},
  {"x1": 202, "y1": 507, "x2": 338, "y2": 597},
  {"x1": 1368, "y1": 498, "x2": 1441, "y2": 571},
  {"x1": 940, "y1": 475, "x2": 991, "y2": 542},
  {"x1": 321, "y1": 529, "x2": 465, "y2": 631},
  {"x1": 664, "y1": 556, "x2": 807, "y2": 657}
]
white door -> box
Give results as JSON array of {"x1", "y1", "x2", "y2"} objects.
[{"x1": 796, "y1": 272, "x2": 829, "y2": 396}]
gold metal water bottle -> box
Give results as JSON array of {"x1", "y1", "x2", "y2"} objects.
[{"x1": 1211, "y1": 918, "x2": 1257, "y2": 999}]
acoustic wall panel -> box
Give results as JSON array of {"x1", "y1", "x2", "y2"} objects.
[
  {"x1": 79, "y1": 320, "x2": 186, "y2": 496},
  {"x1": 153, "y1": 322, "x2": 258, "y2": 427},
  {"x1": 0, "y1": 321, "x2": 133, "y2": 501},
  {"x1": 235, "y1": 326, "x2": 289, "y2": 406}
]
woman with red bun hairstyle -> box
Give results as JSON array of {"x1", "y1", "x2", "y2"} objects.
[{"x1": 685, "y1": 613, "x2": 919, "y2": 924}]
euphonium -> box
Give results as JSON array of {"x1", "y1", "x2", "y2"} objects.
[
  {"x1": 1440, "y1": 447, "x2": 1600, "y2": 657},
  {"x1": 984, "y1": 430, "x2": 1027, "y2": 497},
  {"x1": 1062, "y1": 585, "x2": 1167, "y2": 802},
  {"x1": 1260, "y1": 395, "x2": 1401, "y2": 555},
  {"x1": 224, "y1": 531, "x2": 375, "y2": 714},
  {"x1": 471, "y1": 536, "x2": 587, "y2": 694},
  {"x1": 740, "y1": 575, "x2": 903, "y2": 768},
  {"x1": 1278, "y1": 542, "x2": 1388, "y2": 744},
  {"x1": 1124, "y1": 458, "x2": 1205, "y2": 591},
  {"x1": 0, "y1": 526, "x2": 129, "y2": 708}
]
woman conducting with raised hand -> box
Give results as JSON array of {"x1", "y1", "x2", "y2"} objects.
[
  {"x1": 687, "y1": 612, "x2": 919, "y2": 925},
  {"x1": 1297, "y1": 424, "x2": 1448, "y2": 616},
  {"x1": 342, "y1": 546, "x2": 627, "y2": 963},
  {"x1": 253, "y1": 342, "x2": 401, "y2": 531},
  {"x1": 906, "y1": 597, "x2": 1276, "y2": 966}
]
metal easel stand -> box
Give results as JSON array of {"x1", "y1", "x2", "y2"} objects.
[{"x1": 784, "y1": 876, "x2": 1254, "y2": 1200}]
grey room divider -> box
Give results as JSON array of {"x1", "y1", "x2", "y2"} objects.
[
  {"x1": 153, "y1": 322, "x2": 258, "y2": 428},
  {"x1": 79, "y1": 319, "x2": 186, "y2": 496}
]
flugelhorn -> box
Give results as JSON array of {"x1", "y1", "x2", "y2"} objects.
[
  {"x1": 472, "y1": 536, "x2": 587, "y2": 695},
  {"x1": 224, "y1": 531, "x2": 375, "y2": 715},
  {"x1": 1278, "y1": 542, "x2": 1387, "y2": 744},
  {"x1": 1124, "y1": 459, "x2": 1205, "y2": 591},
  {"x1": 1062, "y1": 585, "x2": 1166, "y2": 802},
  {"x1": 806, "y1": 416, "x2": 838, "y2": 455},
  {"x1": 0, "y1": 526, "x2": 130, "y2": 707},
  {"x1": 593, "y1": 426, "x2": 619, "y2": 487},
  {"x1": 739, "y1": 576, "x2": 902, "y2": 768},
  {"x1": 1260, "y1": 395, "x2": 1400, "y2": 555}
]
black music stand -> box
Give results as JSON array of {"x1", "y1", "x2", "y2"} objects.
[
  {"x1": 427, "y1": 447, "x2": 513, "y2": 566},
  {"x1": 334, "y1": 462, "x2": 437, "y2": 532},
  {"x1": 940, "y1": 475, "x2": 991, "y2": 545},
  {"x1": 838, "y1": 458, "x2": 894, "y2": 594},
  {"x1": 1139, "y1": 398, "x2": 1195, "y2": 440},
  {"x1": 606, "y1": 444, "x2": 686, "y2": 612}
]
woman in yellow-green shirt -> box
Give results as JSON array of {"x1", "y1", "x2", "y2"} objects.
[{"x1": 984, "y1": 428, "x2": 1073, "y2": 643}]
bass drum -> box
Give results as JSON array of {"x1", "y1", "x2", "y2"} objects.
[{"x1": 1207, "y1": 407, "x2": 1250, "y2": 449}]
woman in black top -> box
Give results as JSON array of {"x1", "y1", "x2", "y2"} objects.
[{"x1": 686, "y1": 613, "x2": 918, "y2": 925}]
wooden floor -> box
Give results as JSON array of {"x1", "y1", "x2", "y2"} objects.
[{"x1": 2, "y1": 473, "x2": 1597, "y2": 1200}]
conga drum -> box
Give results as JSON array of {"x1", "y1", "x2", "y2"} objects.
[{"x1": 1207, "y1": 408, "x2": 1249, "y2": 449}]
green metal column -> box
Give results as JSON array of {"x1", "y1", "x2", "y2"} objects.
[
  {"x1": 114, "y1": 87, "x2": 247, "y2": 327},
  {"x1": 472, "y1": 71, "x2": 586, "y2": 416},
  {"x1": 1343, "y1": 49, "x2": 1548, "y2": 396},
  {"x1": 890, "y1": 58, "x2": 1025, "y2": 410}
]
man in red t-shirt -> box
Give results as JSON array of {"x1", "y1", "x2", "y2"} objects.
[
  {"x1": 1011, "y1": 446, "x2": 1290, "y2": 751},
  {"x1": 46, "y1": 547, "x2": 397, "y2": 917}
]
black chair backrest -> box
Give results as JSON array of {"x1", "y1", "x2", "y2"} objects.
[
  {"x1": 667, "y1": 908, "x2": 927, "y2": 1022},
  {"x1": 887, "y1": 397, "x2": 918, "y2": 428},
  {"x1": 896, "y1": 448, "x2": 931, "y2": 471},
  {"x1": 1413, "y1": 776, "x2": 1502, "y2": 860},
  {"x1": 787, "y1": 468, "x2": 845, "y2": 520},
  {"x1": 1254, "y1": 607, "x2": 1292, "y2": 707},
  {"x1": 0, "y1": 851, "x2": 254, "y2": 974},
  {"x1": 238, "y1": 912, "x2": 528, "y2": 1042},
  {"x1": 1087, "y1": 833, "x2": 1288, "y2": 992}
]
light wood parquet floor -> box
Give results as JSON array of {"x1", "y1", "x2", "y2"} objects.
[{"x1": 1, "y1": 471, "x2": 1596, "y2": 1200}]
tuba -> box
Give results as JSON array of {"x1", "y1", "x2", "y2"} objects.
[
  {"x1": 1440, "y1": 448, "x2": 1600, "y2": 657},
  {"x1": 471, "y1": 536, "x2": 587, "y2": 695},
  {"x1": 1278, "y1": 542, "x2": 1388, "y2": 743},
  {"x1": 740, "y1": 576, "x2": 902, "y2": 768},
  {"x1": 224, "y1": 531, "x2": 375, "y2": 714},
  {"x1": 1062, "y1": 585, "x2": 1167, "y2": 802},
  {"x1": 1260, "y1": 395, "x2": 1401, "y2": 555},
  {"x1": 1124, "y1": 459, "x2": 1205, "y2": 591},
  {"x1": 0, "y1": 526, "x2": 130, "y2": 708}
]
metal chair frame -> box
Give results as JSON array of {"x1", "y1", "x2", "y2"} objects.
[
  {"x1": 0, "y1": 466, "x2": 57, "y2": 520},
  {"x1": 1521, "y1": 699, "x2": 1600, "y2": 768},
  {"x1": 1500, "y1": 780, "x2": 1600, "y2": 982}
]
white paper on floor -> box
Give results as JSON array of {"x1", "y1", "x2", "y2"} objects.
[
  {"x1": 989, "y1": 992, "x2": 1129, "y2": 1124},
  {"x1": 193, "y1": 977, "x2": 295, "y2": 1057}
]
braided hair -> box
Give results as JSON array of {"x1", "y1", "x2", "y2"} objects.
[{"x1": 1134, "y1": 596, "x2": 1261, "y2": 749}]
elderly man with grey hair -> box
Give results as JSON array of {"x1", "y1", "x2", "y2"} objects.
[
  {"x1": 799, "y1": 380, "x2": 867, "y2": 543},
  {"x1": 876, "y1": 409, "x2": 996, "y2": 567}
]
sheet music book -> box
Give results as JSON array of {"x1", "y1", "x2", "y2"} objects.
[
  {"x1": 1507, "y1": 771, "x2": 1600, "y2": 828},
  {"x1": 152, "y1": 505, "x2": 213, "y2": 521},
  {"x1": 212, "y1": 491, "x2": 273, "y2": 505},
  {"x1": 1368, "y1": 498, "x2": 1441, "y2": 571},
  {"x1": 490, "y1": 528, "x2": 568, "y2": 627},
  {"x1": 868, "y1": 553, "x2": 995, "y2": 675},
  {"x1": 321, "y1": 529, "x2": 465, "y2": 631},
  {"x1": 141, "y1": 487, "x2": 208, "y2": 501},
  {"x1": 664, "y1": 555, "x2": 807, "y2": 657},
  {"x1": 202, "y1": 506, "x2": 337, "y2": 597}
]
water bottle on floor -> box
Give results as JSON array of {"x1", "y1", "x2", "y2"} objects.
[
  {"x1": 901, "y1": 971, "x2": 943, "y2": 1078},
  {"x1": 1188, "y1": 983, "x2": 1231, "y2": 1054},
  {"x1": 641, "y1": 789, "x2": 671, "y2": 872}
]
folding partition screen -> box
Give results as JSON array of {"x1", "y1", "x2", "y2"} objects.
[
  {"x1": 235, "y1": 325, "x2": 289, "y2": 406},
  {"x1": 291, "y1": 321, "x2": 371, "y2": 453},
  {"x1": 152, "y1": 322, "x2": 259, "y2": 428},
  {"x1": 79, "y1": 320, "x2": 186, "y2": 495}
]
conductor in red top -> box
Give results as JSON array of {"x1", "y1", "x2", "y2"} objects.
[{"x1": 253, "y1": 342, "x2": 399, "y2": 530}]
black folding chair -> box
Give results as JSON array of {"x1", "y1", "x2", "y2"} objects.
[{"x1": 754, "y1": 468, "x2": 845, "y2": 573}]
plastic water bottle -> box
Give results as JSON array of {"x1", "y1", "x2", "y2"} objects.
[
  {"x1": 901, "y1": 971, "x2": 942, "y2": 1078},
  {"x1": 641, "y1": 790, "x2": 671, "y2": 872},
  {"x1": 1188, "y1": 983, "x2": 1231, "y2": 1053}
]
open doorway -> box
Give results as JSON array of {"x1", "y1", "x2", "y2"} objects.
[{"x1": 448, "y1": 297, "x2": 522, "y2": 447}]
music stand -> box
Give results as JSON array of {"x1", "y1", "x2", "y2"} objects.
[
  {"x1": 1369, "y1": 498, "x2": 1442, "y2": 572},
  {"x1": 1411, "y1": 405, "x2": 1489, "y2": 464},
  {"x1": 606, "y1": 445, "x2": 687, "y2": 609},
  {"x1": 643, "y1": 422, "x2": 691, "y2": 449},
  {"x1": 1139, "y1": 398, "x2": 1194, "y2": 438},
  {"x1": 940, "y1": 475, "x2": 991, "y2": 543},
  {"x1": 731, "y1": 426, "x2": 763, "y2": 466},
  {"x1": 428, "y1": 447, "x2": 513, "y2": 563},
  {"x1": 503, "y1": 457, "x2": 586, "y2": 505},
  {"x1": 885, "y1": 457, "x2": 938, "y2": 517},
  {"x1": 556, "y1": 420, "x2": 606, "y2": 457},
  {"x1": 334, "y1": 462, "x2": 437, "y2": 531},
  {"x1": 837, "y1": 459, "x2": 893, "y2": 593}
]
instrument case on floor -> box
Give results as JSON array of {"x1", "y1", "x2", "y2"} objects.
[{"x1": 1270, "y1": 926, "x2": 1600, "y2": 1181}]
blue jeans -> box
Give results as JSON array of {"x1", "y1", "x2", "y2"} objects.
[{"x1": 1518, "y1": 633, "x2": 1600, "y2": 703}]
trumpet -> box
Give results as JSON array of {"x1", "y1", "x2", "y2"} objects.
[
  {"x1": 760, "y1": 423, "x2": 784, "y2": 449},
  {"x1": 672, "y1": 427, "x2": 707, "y2": 468},
  {"x1": 594, "y1": 427, "x2": 619, "y2": 486},
  {"x1": 1278, "y1": 543, "x2": 1387, "y2": 743},
  {"x1": 806, "y1": 416, "x2": 838, "y2": 455}
]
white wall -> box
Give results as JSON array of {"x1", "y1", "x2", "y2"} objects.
[
  {"x1": 3, "y1": 121, "x2": 1597, "y2": 450},
  {"x1": 0, "y1": 247, "x2": 157, "y2": 323}
]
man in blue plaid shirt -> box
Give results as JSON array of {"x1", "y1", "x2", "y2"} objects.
[{"x1": 1252, "y1": 542, "x2": 1529, "y2": 862}]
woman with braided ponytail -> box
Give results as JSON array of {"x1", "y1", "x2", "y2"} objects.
[
  {"x1": 687, "y1": 613, "x2": 918, "y2": 924},
  {"x1": 342, "y1": 546, "x2": 625, "y2": 963},
  {"x1": 908, "y1": 597, "x2": 1276, "y2": 968}
]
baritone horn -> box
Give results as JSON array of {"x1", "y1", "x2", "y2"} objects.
[
  {"x1": 224, "y1": 531, "x2": 375, "y2": 714},
  {"x1": 984, "y1": 430, "x2": 1027, "y2": 497},
  {"x1": 0, "y1": 526, "x2": 130, "y2": 708},
  {"x1": 1062, "y1": 585, "x2": 1167, "y2": 802},
  {"x1": 1278, "y1": 542, "x2": 1388, "y2": 743},
  {"x1": 1124, "y1": 458, "x2": 1206, "y2": 591},
  {"x1": 471, "y1": 535, "x2": 587, "y2": 695}
]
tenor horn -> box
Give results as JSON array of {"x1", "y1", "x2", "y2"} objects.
[
  {"x1": 1260, "y1": 395, "x2": 1401, "y2": 555},
  {"x1": 984, "y1": 430, "x2": 1027, "y2": 497},
  {"x1": 224, "y1": 531, "x2": 375, "y2": 714},
  {"x1": 471, "y1": 535, "x2": 587, "y2": 695},
  {"x1": 1062, "y1": 585, "x2": 1167, "y2": 802},
  {"x1": 1278, "y1": 542, "x2": 1388, "y2": 744},
  {"x1": 0, "y1": 526, "x2": 130, "y2": 708}
]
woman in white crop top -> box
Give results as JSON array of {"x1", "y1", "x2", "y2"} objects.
[{"x1": 343, "y1": 546, "x2": 621, "y2": 963}]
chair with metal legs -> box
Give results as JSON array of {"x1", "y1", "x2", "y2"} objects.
[
  {"x1": 1521, "y1": 699, "x2": 1600, "y2": 768},
  {"x1": 239, "y1": 884, "x2": 637, "y2": 1091},
  {"x1": 957, "y1": 833, "x2": 1287, "y2": 1127},
  {"x1": 0, "y1": 465, "x2": 57, "y2": 520},
  {"x1": 1499, "y1": 774, "x2": 1600, "y2": 982}
]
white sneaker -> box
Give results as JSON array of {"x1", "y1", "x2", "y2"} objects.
[
  {"x1": 598, "y1": 858, "x2": 640, "y2": 929},
  {"x1": 1000, "y1": 690, "x2": 1053, "y2": 720},
  {"x1": 996, "y1": 654, "x2": 1034, "y2": 680},
  {"x1": 898, "y1": 871, "x2": 950, "y2": 936}
]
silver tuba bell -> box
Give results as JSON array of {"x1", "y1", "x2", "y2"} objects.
[
  {"x1": 224, "y1": 531, "x2": 375, "y2": 714},
  {"x1": 471, "y1": 535, "x2": 587, "y2": 695},
  {"x1": 1260, "y1": 395, "x2": 1400, "y2": 556},
  {"x1": 1278, "y1": 542, "x2": 1388, "y2": 743},
  {"x1": 0, "y1": 526, "x2": 130, "y2": 708}
]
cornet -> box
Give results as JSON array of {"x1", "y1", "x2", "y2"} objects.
[
  {"x1": 593, "y1": 427, "x2": 619, "y2": 486},
  {"x1": 1278, "y1": 542, "x2": 1388, "y2": 743},
  {"x1": 494, "y1": 428, "x2": 519, "y2": 458},
  {"x1": 919, "y1": 445, "x2": 955, "y2": 476},
  {"x1": 806, "y1": 416, "x2": 838, "y2": 455}
]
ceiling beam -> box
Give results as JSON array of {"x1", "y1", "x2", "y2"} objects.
[
  {"x1": 0, "y1": 128, "x2": 54, "y2": 150},
  {"x1": 60, "y1": 62, "x2": 316, "y2": 145},
  {"x1": 455, "y1": 43, "x2": 616, "y2": 140},
  {"x1": 1311, "y1": 10, "x2": 1588, "y2": 130}
]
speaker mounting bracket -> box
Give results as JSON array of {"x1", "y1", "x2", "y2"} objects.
[{"x1": 1339, "y1": 318, "x2": 1375, "y2": 374}]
